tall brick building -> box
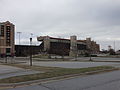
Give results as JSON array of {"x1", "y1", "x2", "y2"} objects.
[{"x1": 0, "y1": 21, "x2": 15, "y2": 57}]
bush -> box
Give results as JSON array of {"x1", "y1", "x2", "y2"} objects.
[{"x1": 91, "y1": 55, "x2": 97, "y2": 57}]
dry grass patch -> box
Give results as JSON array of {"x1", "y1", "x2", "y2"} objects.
[{"x1": 0, "y1": 64, "x2": 115, "y2": 83}]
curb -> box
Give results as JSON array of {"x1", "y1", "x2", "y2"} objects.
[{"x1": 0, "y1": 68, "x2": 119, "y2": 87}]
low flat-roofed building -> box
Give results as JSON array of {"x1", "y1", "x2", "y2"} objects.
[{"x1": 15, "y1": 45, "x2": 42, "y2": 57}]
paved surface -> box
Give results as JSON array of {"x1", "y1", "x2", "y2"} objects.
[
  {"x1": 0, "y1": 65, "x2": 23, "y2": 74},
  {"x1": 90, "y1": 57, "x2": 120, "y2": 62},
  {"x1": 16, "y1": 57, "x2": 120, "y2": 62},
  {"x1": 71, "y1": 57, "x2": 120, "y2": 61},
  {"x1": 2, "y1": 57, "x2": 119, "y2": 68},
  {"x1": 0, "y1": 65, "x2": 41, "y2": 79},
  {"x1": 2, "y1": 70, "x2": 120, "y2": 90},
  {"x1": 1, "y1": 57, "x2": 120, "y2": 62},
  {"x1": 30, "y1": 61, "x2": 120, "y2": 68},
  {"x1": 22, "y1": 57, "x2": 120, "y2": 68},
  {"x1": 1, "y1": 57, "x2": 120, "y2": 63}
]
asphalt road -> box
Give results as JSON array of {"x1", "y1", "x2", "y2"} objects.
[
  {"x1": 3, "y1": 70, "x2": 120, "y2": 90},
  {"x1": 30, "y1": 61, "x2": 120, "y2": 68},
  {"x1": 1, "y1": 57, "x2": 120, "y2": 62},
  {"x1": 1, "y1": 57, "x2": 120, "y2": 68},
  {"x1": 21, "y1": 57, "x2": 120, "y2": 68}
]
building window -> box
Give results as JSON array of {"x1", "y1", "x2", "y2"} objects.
[
  {"x1": 6, "y1": 26, "x2": 11, "y2": 46},
  {"x1": 6, "y1": 48, "x2": 10, "y2": 53},
  {"x1": 0, "y1": 25, "x2": 4, "y2": 37},
  {"x1": 6, "y1": 26, "x2": 11, "y2": 30}
]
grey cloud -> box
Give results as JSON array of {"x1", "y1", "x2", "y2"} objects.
[{"x1": 0, "y1": 0, "x2": 120, "y2": 50}]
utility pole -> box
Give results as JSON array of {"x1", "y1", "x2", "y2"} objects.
[
  {"x1": 114, "y1": 41, "x2": 116, "y2": 52},
  {"x1": 30, "y1": 37, "x2": 32, "y2": 66},
  {"x1": 17, "y1": 32, "x2": 22, "y2": 45},
  {"x1": 29, "y1": 33, "x2": 33, "y2": 66}
]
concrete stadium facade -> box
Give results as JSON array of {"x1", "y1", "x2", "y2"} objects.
[{"x1": 37, "y1": 35, "x2": 100, "y2": 57}]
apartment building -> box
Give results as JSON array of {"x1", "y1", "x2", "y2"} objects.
[{"x1": 0, "y1": 21, "x2": 15, "y2": 57}]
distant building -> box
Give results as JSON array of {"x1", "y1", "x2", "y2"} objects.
[
  {"x1": 37, "y1": 36, "x2": 100, "y2": 57},
  {"x1": 0, "y1": 21, "x2": 15, "y2": 57},
  {"x1": 15, "y1": 45, "x2": 42, "y2": 57},
  {"x1": 116, "y1": 50, "x2": 120, "y2": 55}
]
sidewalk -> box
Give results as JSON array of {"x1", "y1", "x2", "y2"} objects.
[{"x1": 0, "y1": 64, "x2": 42, "y2": 79}]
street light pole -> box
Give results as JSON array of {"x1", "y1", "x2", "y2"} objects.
[
  {"x1": 114, "y1": 41, "x2": 116, "y2": 52},
  {"x1": 30, "y1": 37, "x2": 32, "y2": 66}
]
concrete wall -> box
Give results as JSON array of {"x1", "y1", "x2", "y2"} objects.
[
  {"x1": 37, "y1": 36, "x2": 100, "y2": 56},
  {"x1": 69, "y1": 35, "x2": 77, "y2": 57},
  {"x1": 43, "y1": 36, "x2": 50, "y2": 52}
]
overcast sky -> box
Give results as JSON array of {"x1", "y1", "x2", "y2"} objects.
[{"x1": 0, "y1": 0, "x2": 120, "y2": 50}]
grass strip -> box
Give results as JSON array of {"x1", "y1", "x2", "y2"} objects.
[{"x1": 0, "y1": 65, "x2": 115, "y2": 83}]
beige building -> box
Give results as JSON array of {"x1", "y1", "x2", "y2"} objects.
[
  {"x1": 37, "y1": 36, "x2": 100, "y2": 57},
  {"x1": 0, "y1": 21, "x2": 15, "y2": 57}
]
